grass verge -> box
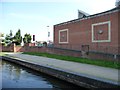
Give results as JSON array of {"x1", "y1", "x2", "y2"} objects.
[
  {"x1": 23, "y1": 52, "x2": 120, "y2": 69},
  {"x1": 0, "y1": 52, "x2": 6, "y2": 56}
]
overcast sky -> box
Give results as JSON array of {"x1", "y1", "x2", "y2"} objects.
[{"x1": 0, "y1": 0, "x2": 116, "y2": 41}]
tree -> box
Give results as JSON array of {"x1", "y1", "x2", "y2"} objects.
[
  {"x1": 0, "y1": 33, "x2": 5, "y2": 45},
  {"x1": 1, "y1": 30, "x2": 14, "y2": 46},
  {"x1": 10, "y1": 30, "x2": 13, "y2": 37},
  {"x1": 43, "y1": 41, "x2": 47, "y2": 47},
  {"x1": 4, "y1": 30, "x2": 14, "y2": 46},
  {"x1": 13, "y1": 29, "x2": 22, "y2": 45},
  {"x1": 23, "y1": 33, "x2": 32, "y2": 44},
  {"x1": 0, "y1": 33, "x2": 4, "y2": 37},
  {"x1": 4, "y1": 34, "x2": 11, "y2": 46}
]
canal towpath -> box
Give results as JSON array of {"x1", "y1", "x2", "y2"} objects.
[{"x1": 4, "y1": 52, "x2": 119, "y2": 86}]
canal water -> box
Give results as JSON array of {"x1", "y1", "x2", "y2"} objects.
[{"x1": 1, "y1": 60, "x2": 87, "y2": 89}]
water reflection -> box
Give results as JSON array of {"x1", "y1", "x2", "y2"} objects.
[
  {"x1": 1, "y1": 60, "x2": 84, "y2": 89},
  {"x1": 2, "y1": 61, "x2": 21, "y2": 83}
]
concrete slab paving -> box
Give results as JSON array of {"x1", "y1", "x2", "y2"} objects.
[{"x1": 4, "y1": 52, "x2": 119, "y2": 85}]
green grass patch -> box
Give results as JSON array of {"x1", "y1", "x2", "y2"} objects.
[
  {"x1": 0, "y1": 52, "x2": 6, "y2": 56},
  {"x1": 23, "y1": 52, "x2": 120, "y2": 69}
]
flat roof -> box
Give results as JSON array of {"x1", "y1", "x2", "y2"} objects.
[{"x1": 54, "y1": 7, "x2": 120, "y2": 27}]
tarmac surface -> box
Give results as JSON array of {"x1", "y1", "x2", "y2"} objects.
[{"x1": 4, "y1": 52, "x2": 119, "y2": 85}]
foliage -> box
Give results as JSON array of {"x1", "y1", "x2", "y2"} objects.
[
  {"x1": 0, "y1": 31, "x2": 13, "y2": 46},
  {"x1": 10, "y1": 30, "x2": 13, "y2": 37},
  {"x1": 13, "y1": 29, "x2": 22, "y2": 45},
  {"x1": 4, "y1": 30, "x2": 13, "y2": 46},
  {"x1": 23, "y1": 52, "x2": 120, "y2": 69},
  {"x1": 0, "y1": 33, "x2": 4, "y2": 37},
  {"x1": 43, "y1": 42, "x2": 47, "y2": 47},
  {"x1": 1, "y1": 29, "x2": 23, "y2": 46},
  {"x1": 0, "y1": 33, "x2": 4, "y2": 40},
  {"x1": 23, "y1": 33, "x2": 32, "y2": 44},
  {"x1": 0, "y1": 33, "x2": 5, "y2": 45}
]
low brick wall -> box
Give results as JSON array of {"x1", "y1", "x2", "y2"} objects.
[
  {"x1": 87, "y1": 52, "x2": 119, "y2": 61},
  {"x1": 46, "y1": 47, "x2": 81, "y2": 57},
  {"x1": 0, "y1": 44, "x2": 2, "y2": 52},
  {"x1": 24, "y1": 46, "x2": 46, "y2": 53},
  {"x1": 23, "y1": 46, "x2": 81, "y2": 57},
  {"x1": 2, "y1": 46, "x2": 14, "y2": 52},
  {"x1": 1, "y1": 43, "x2": 120, "y2": 61}
]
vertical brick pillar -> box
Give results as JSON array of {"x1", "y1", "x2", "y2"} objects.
[
  {"x1": 0, "y1": 44, "x2": 2, "y2": 52},
  {"x1": 10, "y1": 43, "x2": 16, "y2": 52},
  {"x1": 13, "y1": 43, "x2": 16, "y2": 52}
]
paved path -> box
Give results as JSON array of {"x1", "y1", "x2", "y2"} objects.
[{"x1": 5, "y1": 52, "x2": 119, "y2": 85}]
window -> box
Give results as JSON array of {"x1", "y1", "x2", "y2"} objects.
[{"x1": 59, "y1": 29, "x2": 69, "y2": 44}]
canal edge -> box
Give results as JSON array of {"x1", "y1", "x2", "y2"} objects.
[{"x1": 1, "y1": 56, "x2": 120, "y2": 89}]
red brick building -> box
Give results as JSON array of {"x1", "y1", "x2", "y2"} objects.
[{"x1": 54, "y1": 7, "x2": 120, "y2": 59}]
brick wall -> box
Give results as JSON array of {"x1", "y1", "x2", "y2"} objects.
[
  {"x1": 2, "y1": 43, "x2": 14, "y2": 52},
  {"x1": 0, "y1": 44, "x2": 2, "y2": 52},
  {"x1": 23, "y1": 46, "x2": 46, "y2": 53},
  {"x1": 54, "y1": 11, "x2": 119, "y2": 55},
  {"x1": 118, "y1": 10, "x2": 120, "y2": 54},
  {"x1": 23, "y1": 46, "x2": 81, "y2": 57},
  {"x1": 47, "y1": 47, "x2": 81, "y2": 57},
  {"x1": 15, "y1": 46, "x2": 24, "y2": 52},
  {"x1": 1, "y1": 43, "x2": 120, "y2": 61}
]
